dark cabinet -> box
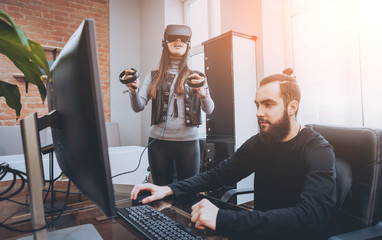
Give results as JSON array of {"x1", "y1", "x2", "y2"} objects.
[{"x1": 202, "y1": 31, "x2": 257, "y2": 203}]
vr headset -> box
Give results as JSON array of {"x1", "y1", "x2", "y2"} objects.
[{"x1": 162, "y1": 24, "x2": 192, "y2": 47}]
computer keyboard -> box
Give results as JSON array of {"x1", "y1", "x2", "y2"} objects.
[{"x1": 117, "y1": 205, "x2": 206, "y2": 240}]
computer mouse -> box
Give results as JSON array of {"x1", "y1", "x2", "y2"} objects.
[{"x1": 132, "y1": 190, "x2": 152, "y2": 205}]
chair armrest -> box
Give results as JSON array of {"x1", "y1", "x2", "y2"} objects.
[
  {"x1": 329, "y1": 222, "x2": 382, "y2": 240},
  {"x1": 220, "y1": 187, "x2": 254, "y2": 203}
]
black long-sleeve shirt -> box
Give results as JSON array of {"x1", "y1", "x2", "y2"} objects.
[{"x1": 169, "y1": 128, "x2": 337, "y2": 239}]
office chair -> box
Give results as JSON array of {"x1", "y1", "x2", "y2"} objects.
[
  {"x1": 220, "y1": 124, "x2": 382, "y2": 240},
  {"x1": 312, "y1": 124, "x2": 382, "y2": 239}
]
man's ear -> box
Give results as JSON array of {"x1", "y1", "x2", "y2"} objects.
[{"x1": 288, "y1": 100, "x2": 299, "y2": 116}]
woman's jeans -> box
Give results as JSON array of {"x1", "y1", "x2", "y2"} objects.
[{"x1": 148, "y1": 137, "x2": 200, "y2": 186}]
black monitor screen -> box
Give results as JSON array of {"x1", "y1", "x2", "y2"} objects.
[{"x1": 48, "y1": 19, "x2": 116, "y2": 217}]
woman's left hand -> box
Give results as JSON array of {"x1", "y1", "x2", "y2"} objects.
[{"x1": 188, "y1": 73, "x2": 207, "y2": 99}]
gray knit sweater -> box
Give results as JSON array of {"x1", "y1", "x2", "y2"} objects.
[{"x1": 128, "y1": 60, "x2": 214, "y2": 141}]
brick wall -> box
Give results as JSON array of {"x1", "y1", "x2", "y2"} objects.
[{"x1": 0, "y1": 0, "x2": 110, "y2": 126}]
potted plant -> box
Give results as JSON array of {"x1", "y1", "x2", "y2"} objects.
[{"x1": 0, "y1": 10, "x2": 51, "y2": 119}]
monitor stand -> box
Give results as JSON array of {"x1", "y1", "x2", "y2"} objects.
[
  {"x1": 19, "y1": 112, "x2": 102, "y2": 240},
  {"x1": 41, "y1": 144, "x2": 64, "y2": 214},
  {"x1": 18, "y1": 224, "x2": 102, "y2": 240}
]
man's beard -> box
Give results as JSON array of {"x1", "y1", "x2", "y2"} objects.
[{"x1": 259, "y1": 109, "x2": 290, "y2": 144}]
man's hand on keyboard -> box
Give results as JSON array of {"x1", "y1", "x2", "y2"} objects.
[
  {"x1": 190, "y1": 199, "x2": 218, "y2": 231},
  {"x1": 131, "y1": 183, "x2": 174, "y2": 204}
]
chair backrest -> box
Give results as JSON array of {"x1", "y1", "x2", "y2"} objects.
[
  {"x1": 105, "y1": 122, "x2": 121, "y2": 147},
  {"x1": 309, "y1": 124, "x2": 382, "y2": 233},
  {"x1": 0, "y1": 126, "x2": 52, "y2": 156}
]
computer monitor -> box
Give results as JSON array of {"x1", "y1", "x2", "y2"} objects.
[
  {"x1": 20, "y1": 19, "x2": 116, "y2": 239},
  {"x1": 47, "y1": 18, "x2": 116, "y2": 218}
]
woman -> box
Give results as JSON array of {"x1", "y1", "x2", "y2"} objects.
[{"x1": 123, "y1": 24, "x2": 214, "y2": 186}]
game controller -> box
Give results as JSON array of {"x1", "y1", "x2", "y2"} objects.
[
  {"x1": 119, "y1": 68, "x2": 140, "y2": 90},
  {"x1": 186, "y1": 71, "x2": 205, "y2": 88}
]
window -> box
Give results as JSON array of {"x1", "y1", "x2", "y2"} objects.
[
  {"x1": 184, "y1": 0, "x2": 221, "y2": 48},
  {"x1": 184, "y1": 0, "x2": 221, "y2": 137},
  {"x1": 187, "y1": 0, "x2": 209, "y2": 47},
  {"x1": 285, "y1": 0, "x2": 382, "y2": 128}
]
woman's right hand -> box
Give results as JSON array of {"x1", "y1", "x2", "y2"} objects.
[
  {"x1": 130, "y1": 183, "x2": 174, "y2": 204},
  {"x1": 124, "y1": 69, "x2": 139, "y2": 93}
]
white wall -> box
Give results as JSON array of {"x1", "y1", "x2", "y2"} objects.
[
  {"x1": 110, "y1": 0, "x2": 286, "y2": 145},
  {"x1": 220, "y1": 0, "x2": 286, "y2": 81},
  {"x1": 110, "y1": 0, "x2": 184, "y2": 146},
  {"x1": 220, "y1": 0, "x2": 264, "y2": 80},
  {"x1": 262, "y1": 0, "x2": 286, "y2": 76},
  {"x1": 165, "y1": 0, "x2": 184, "y2": 25},
  {"x1": 138, "y1": 0, "x2": 165, "y2": 146},
  {"x1": 110, "y1": 0, "x2": 141, "y2": 146}
]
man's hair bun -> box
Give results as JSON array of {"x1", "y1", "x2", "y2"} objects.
[{"x1": 282, "y1": 68, "x2": 294, "y2": 76}]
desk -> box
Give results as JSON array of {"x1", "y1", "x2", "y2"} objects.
[{"x1": 0, "y1": 183, "x2": 227, "y2": 240}]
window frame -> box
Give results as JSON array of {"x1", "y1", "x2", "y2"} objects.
[{"x1": 183, "y1": 0, "x2": 221, "y2": 57}]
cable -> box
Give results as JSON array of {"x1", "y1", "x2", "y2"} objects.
[
  {"x1": 0, "y1": 162, "x2": 70, "y2": 233},
  {"x1": 0, "y1": 158, "x2": 83, "y2": 233},
  {"x1": 0, "y1": 163, "x2": 29, "y2": 211},
  {"x1": 0, "y1": 204, "x2": 67, "y2": 233},
  {"x1": 44, "y1": 171, "x2": 63, "y2": 183},
  {"x1": 43, "y1": 189, "x2": 82, "y2": 195},
  {"x1": 0, "y1": 163, "x2": 71, "y2": 233},
  {"x1": 0, "y1": 163, "x2": 27, "y2": 201},
  {"x1": 42, "y1": 172, "x2": 65, "y2": 203},
  {"x1": 0, "y1": 206, "x2": 29, "y2": 226},
  {"x1": 111, "y1": 137, "x2": 158, "y2": 179},
  {"x1": 4, "y1": 198, "x2": 29, "y2": 206},
  {"x1": 112, "y1": 92, "x2": 174, "y2": 179}
]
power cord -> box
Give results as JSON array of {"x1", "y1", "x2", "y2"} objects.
[
  {"x1": 112, "y1": 92, "x2": 174, "y2": 179},
  {"x1": 0, "y1": 204, "x2": 67, "y2": 233},
  {"x1": 111, "y1": 137, "x2": 157, "y2": 179},
  {"x1": 0, "y1": 162, "x2": 27, "y2": 202},
  {"x1": 111, "y1": 120, "x2": 168, "y2": 179},
  {"x1": 0, "y1": 163, "x2": 70, "y2": 233}
]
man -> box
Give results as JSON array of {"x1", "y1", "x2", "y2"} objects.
[{"x1": 130, "y1": 73, "x2": 338, "y2": 239}]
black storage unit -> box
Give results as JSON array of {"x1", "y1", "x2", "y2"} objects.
[{"x1": 201, "y1": 31, "x2": 257, "y2": 202}]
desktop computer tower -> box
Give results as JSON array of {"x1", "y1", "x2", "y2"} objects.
[{"x1": 202, "y1": 31, "x2": 257, "y2": 204}]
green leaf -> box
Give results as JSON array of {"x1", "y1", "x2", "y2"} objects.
[
  {"x1": 0, "y1": 11, "x2": 48, "y2": 102},
  {"x1": 29, "y1": 39, "x2": 51, "y2": 80},
  {"x1": 0, "y1": 81, "x2": 21, "y2": 118},
  {"x1": 0, "y1": 10, "x2": 30, "y2": 51}
]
